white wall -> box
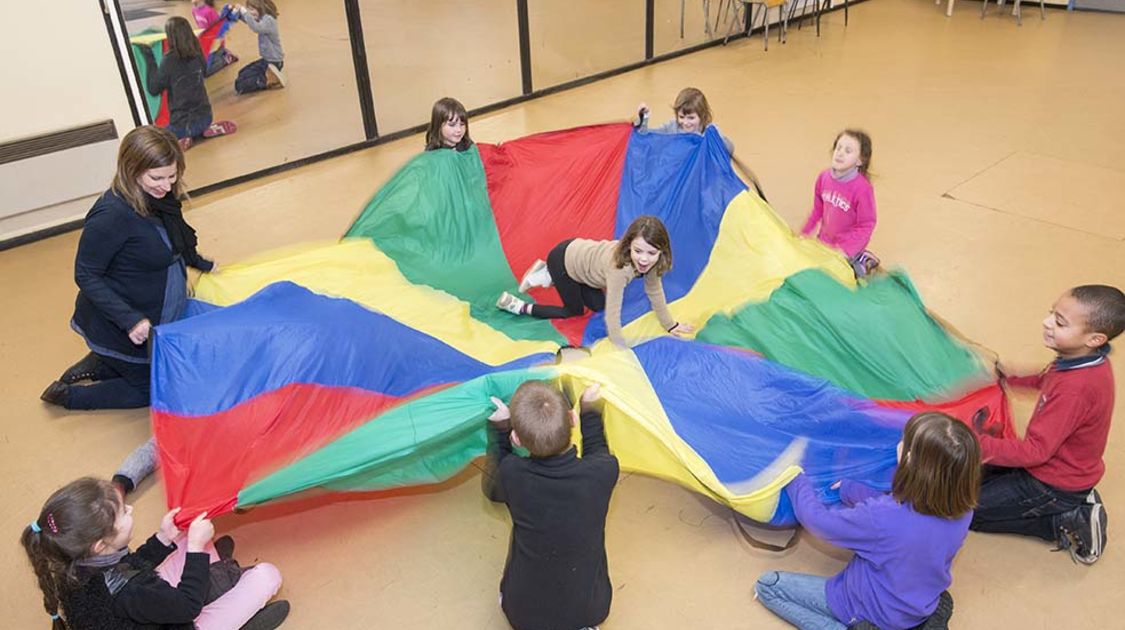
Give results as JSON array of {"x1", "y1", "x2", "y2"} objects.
[{"x1": 0, "y1": 0, "x2": 137, "y2": 242}]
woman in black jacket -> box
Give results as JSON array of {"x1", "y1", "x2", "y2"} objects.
[{"x1": 41, "y1": 126, "x2": 216, "y2": 410}]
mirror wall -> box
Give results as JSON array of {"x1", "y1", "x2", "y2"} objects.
[
  {"x1": 360, "y1": 0, "x2": 522, "y2": 136},
  {"x1": 528, "y1": 0, "x2": 645, "y2": 90},
  {"x1": 113, "y1": 1, "x2": 751, "y2": 195},
  {"x1": 119, "y1": 0, "x2": 366, "y2": 190}
]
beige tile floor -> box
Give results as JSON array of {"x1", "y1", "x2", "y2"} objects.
[{"x1": 4, "y1": 0, "x2": 1125, "y2": 627}]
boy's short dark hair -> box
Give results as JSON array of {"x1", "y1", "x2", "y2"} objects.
[
  {"x1": 510, "y1": 380, "x2": 572, "y2": 457},
  {"x1": 1070, "y1": 285, "x2": 1125, "y2": 342}
]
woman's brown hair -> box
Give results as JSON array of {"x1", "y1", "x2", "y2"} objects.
[
  {"x1": 673, "y1": 87, "x2": 713, "y2": 130},
  {"x1": 20, "y1": 478, "x2": 121, "y2": 629},
  {"x1": 165, "y1": 16, "x2": 203, "y2": 61},
  {"x1": 834, "y1": 129, "x2": 873, "y2": 177},
  {"x1": 247, "y1": 0, "x2": 279, "y2": 18},
  {"x1": 613, "y1": 215, "x2": 673, "y2": 276},
  {"x1": 425, "y1": 97, "x2": 473, "y2": 152},
  {"x1": 111, "y1": 125, "x2": 186, "y2": 216},
  {"x1": 892, "y1": 412, "x2": 980, "y2": 518}
]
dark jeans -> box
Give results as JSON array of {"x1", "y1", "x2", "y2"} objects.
[
  {"x1": 970, "y1": 466, "x2": 1090, "y2": 542},
  {"x1": 235, "y1": 58, "x2": 282, "y2": 94},
  {"x1": 529, "y1": 239, "x2": 605, "y2": 319},
  {"x1": 204, "y1": 47, "x2": 231, "y2": 77},
  {"x1": 65, "y1": 354, "x2": 150, "y2": 410}
]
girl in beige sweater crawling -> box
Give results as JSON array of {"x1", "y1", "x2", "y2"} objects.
[{"x1": 496, "y1": 215, "x2": 694, "y2": 348}]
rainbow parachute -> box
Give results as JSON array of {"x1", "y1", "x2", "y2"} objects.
[{"x1": 152, "y1": 124, "x2": 1013, "y2": 526}]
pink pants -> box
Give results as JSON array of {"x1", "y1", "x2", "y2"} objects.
[{"x1": 155, "y1": 541, "x2": 282, "y2": 630}]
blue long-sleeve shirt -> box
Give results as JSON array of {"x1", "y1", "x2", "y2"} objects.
[{"x1": 787, "y1": 474, "x2": 971, "y2": 630}]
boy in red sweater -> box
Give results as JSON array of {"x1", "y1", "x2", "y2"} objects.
[{"x1": 971, "y1": 285, "x2": 1125, "y2": 564}]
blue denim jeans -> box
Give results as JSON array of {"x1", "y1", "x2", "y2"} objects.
[
  {"x1": 235, "y1": 59, "x2": 283, "y2": 94},
  {"x1": 204, "y1": 47, "x2": 231, "y2": 77},
  {"x1": 167, "y1": 115, "x2": 213, "y2": 140},
  {"x1": 970, "y1": 466, "x2": 1089, "y2": 542},
  {"x1": 756, "y1": 571, "x2": 847, "y2": 630}
]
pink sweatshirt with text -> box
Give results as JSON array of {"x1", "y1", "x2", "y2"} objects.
[
  {"x1": 192, "y1": 4, "x2": 221, "y2": 29},
  {"x1": 801, "y1": 168, "x2": 877, "y2": 258}
]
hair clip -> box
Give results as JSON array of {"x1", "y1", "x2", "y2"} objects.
[
  {"x1": 30, "y1": 520, "x2": 42, "y2": 534},
  {"x1": 46, "y1": 513, "x2": 59, "y2": 534}
]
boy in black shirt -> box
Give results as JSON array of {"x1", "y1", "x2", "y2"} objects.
[{"x1": 488, "y1": 380, "x2": 619, "y2": 630}]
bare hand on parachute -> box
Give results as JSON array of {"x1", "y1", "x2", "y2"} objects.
[
  {"x1": 156, "y1": 507, "x2": 183, "y2": 546},
  {"x1": 635, "y1": 102, "x2": 650, "y2": 127},
  {"x1": 669, "y1": 322, "x2": 696, "y2": 337},
  {"x1": 580, "y1": 383, "x2": 601, "y2": 414},
  {"x1": 129, "y1": 319, "x2": 152, "y2": 345},
  {"x1": 186, "y1": 512, "x2": 215, "y2": 553},
  {"x1": 488, "y1": 396, "x2": 511, "y2": 424}
]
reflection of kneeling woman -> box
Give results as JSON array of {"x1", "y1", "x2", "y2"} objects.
[
  {"x1": 496, "y1": 215, "x2": 694, "y2": 348},
  {"x1": 41, "y1": 126, "x2": 217, "y2": 409}
]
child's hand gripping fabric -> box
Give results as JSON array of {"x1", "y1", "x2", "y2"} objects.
[{"x1": 488, "y1": 396, "x2": 511, "y2": 423}]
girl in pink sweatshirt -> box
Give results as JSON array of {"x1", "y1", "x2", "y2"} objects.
[
  {"x1": 191, "y1": 0, "x2": 238, "y2": 75},
  {"x1": 801, "y1": 129, "x2": 878, "y2": 275}
]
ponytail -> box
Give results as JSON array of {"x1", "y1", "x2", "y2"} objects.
[{"x1": 19, "y1": 478, "x2": 121, "y2": 628}]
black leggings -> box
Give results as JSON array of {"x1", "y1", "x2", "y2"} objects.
[{"x1": 529, "y1": 239, "x2": 605, "y2": 319}]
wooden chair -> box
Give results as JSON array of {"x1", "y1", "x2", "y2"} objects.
[
  {"x1": 788, "y1": 0, "x2": 849, "y2": 37},
  {"x1": 722, "y1": 0, "x2": 789, "y2": 51}
]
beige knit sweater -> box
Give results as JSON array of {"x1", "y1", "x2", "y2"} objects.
[{"x1": 563, "y1": 239, "x2": 676, "y2": 347}]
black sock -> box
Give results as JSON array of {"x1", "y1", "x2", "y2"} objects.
[{"x1": 112, "y1": 474, "x2": 135, "y2": 496}]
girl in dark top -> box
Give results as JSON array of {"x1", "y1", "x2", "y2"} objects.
[
  {"x1": 139, "y1": 17, "x2": 236, "y2": 151},
  {"x1": 20, "y1": 477, "x2": 288, "y2": 630},
  {"x1": 40, "y1": 126, "x2": 216, "y2": 410},
  {"x1": 424, "y1": 97, "x2": 473, "y2": 151}
]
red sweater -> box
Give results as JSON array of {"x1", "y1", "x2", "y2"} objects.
[{"x1": 980, "y1": 352, "x2": 1115, "y2": 491}]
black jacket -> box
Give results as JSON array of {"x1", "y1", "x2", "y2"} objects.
[
  {"x1": 492, "y1": 410, "x2": 619, "y2": 630},
  {"x1": 62, "y1": 536, "x2": 208, "y2": 630},
  {"x1": 71, "y1": 191, "x2": 210, "y2": 361},
  {"x1": 140, "y1": 48, "x2": 212, "y2": 130}
]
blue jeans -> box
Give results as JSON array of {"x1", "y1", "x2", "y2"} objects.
[
  {"x1": 970, "y1": 466, "x2": 1089, "y2": 542},
  {"x1": 65, "y1": 354, "x2": 149, "y2": 410},
  {"x1": 204, "y1": 47, "x2": 231, "y2": 76},
  {"x1": 756, "y1": 572, "x2": 847, "y2": 630},
  {"x1": 167, "y1": 115, "x2": 213, "y2": 140},
  {"x1": 235, "y1": 59, "x2": 282, "y2": 94}
]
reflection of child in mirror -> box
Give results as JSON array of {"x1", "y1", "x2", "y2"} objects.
[
  {"x1": 139, "y1": 17, "x2": 237, "y2": 151},
  {"x1": 425, "y1": 97, "x2": 474, "y2": 152},
  {"x1": 190, "y1": 0, "x2": 238, "y2": 76},
  {"x1": 233, "y1": 0, "x2": 287, "y2": 94},
  {"x1": 634, "y1": 87, "x2": 734, "y2": 154}
]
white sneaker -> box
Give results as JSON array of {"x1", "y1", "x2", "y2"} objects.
[
  {"x1": 518, "y1": 259, "x2": 551, "y2": 293},
  {"x1": 266, "y1": 64, "x2": 287, "y2": 89},
  {"x1": 496, "y1": 291, "x2": 528, "y2": 315}
]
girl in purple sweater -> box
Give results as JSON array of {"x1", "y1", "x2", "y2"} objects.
[
  {"x1": 800, "y1": 129, "x2": 879, "y2": 276},
  {"x1": 756, "y1": 412, "x2": 980, "y2": 630}
]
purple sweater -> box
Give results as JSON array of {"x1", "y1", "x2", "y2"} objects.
[
  {"x1": 800, "y1": 168, "x2": 877, "y2": 257},
  {"x1": 787, "y1": 474, "x2": 971, "y2": 630}
]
